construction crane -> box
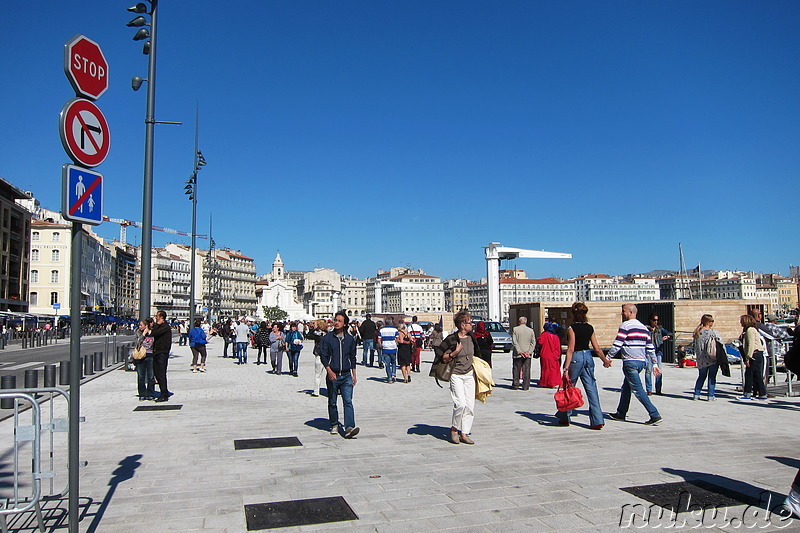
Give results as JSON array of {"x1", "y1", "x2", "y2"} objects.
[{"x1": 102, "y1": 216, "x2": 208, "y2": 244}]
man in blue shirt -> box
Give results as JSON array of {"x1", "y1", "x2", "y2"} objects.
[{"x1": 319, "y1": 311, "x2": 359, "y2": 438}]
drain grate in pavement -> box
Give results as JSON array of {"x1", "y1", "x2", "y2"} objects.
[
  {"x1": 134, "y1": 404, "x2": 182, "y2": 411},
  {"x1": 234, "y1": 437, "x2": 302, "y2": 450},
  {"x1": 244, "y1": 496, "x2": 357, "y2": 530},
  {"x1": 621, "y1": 481, "x2": 759, "y2": 509}
]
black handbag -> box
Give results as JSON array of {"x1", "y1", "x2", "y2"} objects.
[
  {"x1": 429, "y1": 344, "x2": 456, "y2": 387},
  {"x1": 715, "y1": 340, "x2": 731, "y2": 377}
]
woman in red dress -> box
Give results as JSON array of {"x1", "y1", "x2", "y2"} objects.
[{"x1": 537, "y1": 322, "x2": 562, "y2": 388}]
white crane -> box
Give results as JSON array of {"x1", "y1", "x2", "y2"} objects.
[
  {"x1": 484, "y1": 242, "x2": 572, "y2": 322},
  {"x1": 102, "y1": 216, "x2": 208, "y2": 244}
]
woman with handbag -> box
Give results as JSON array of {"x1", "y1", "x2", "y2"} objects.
[
  {"x1": 396, "y1": 323, "x2": 414, "y2": 383},
  {"x1": 134, "y1": 318, "x2": 156, "y2": 401},
  {"x1": 739, "y1": 314, "x2": 768, "y2": 400},
  {"x1": 537, "y1": 322, "x2": 563, "y2": 388},
  {"x1": 692, "y1": 314, "x2": 722, "y2": 400},
  {"x1": 285, "y1": 322, "x2": 304, "y2": 377},
  {"x1": 438, "y1": 311, "x2": 481, "y2": 445},
  {"x1": 556, "y1": 302, "x2": 612, "y2": 429},
  {"x1": 269, "y1": 322, "x2": 286, "y2": 375}
]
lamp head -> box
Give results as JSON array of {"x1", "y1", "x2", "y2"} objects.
[
  {"x1": 131, "y1": 76, "x2": 146, "y2": 91},
  {"x1": 127, "y1": 16, "x2": 148, "y2": 27},
  {"x1": 133, "y1": 28, "x2": 150, "y2": 41},
  {"x1": 127, "y1": 3, "x2": 148, "y2": 13}
]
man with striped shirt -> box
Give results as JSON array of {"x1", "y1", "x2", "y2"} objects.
[
  {"x1": 378, "y1": 317, "x2": 399, "y2": 383},
  {"x1": 608, "y1": 304, "x2": 662, "y2": 425}
]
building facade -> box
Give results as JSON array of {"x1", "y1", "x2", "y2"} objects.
[{"x1": 1, "y1": 179, "x2": 31, "y2": 312}]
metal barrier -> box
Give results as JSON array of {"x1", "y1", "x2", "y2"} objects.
[{"x1": 0, "y1": 388, "x2": 76, "y2": 533}]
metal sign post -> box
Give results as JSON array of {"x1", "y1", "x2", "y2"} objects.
[{"x1": 68, "y1": 223, "x2": 82, "y2": 533}]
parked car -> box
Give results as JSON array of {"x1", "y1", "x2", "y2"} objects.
[{"x1": 481, "y1": 321, "x2": 513, "y2": 352}]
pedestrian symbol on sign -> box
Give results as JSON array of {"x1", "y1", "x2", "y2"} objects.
[{"x1": 61, "y1": 165, "x2": 104, "y2": 226}]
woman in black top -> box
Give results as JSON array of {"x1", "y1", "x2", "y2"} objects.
[
  {"x1": 556, "y1": 302, "x2": 612, "y2": 429},
  {"x1": 473, "y1": 321, "x2": 494, "y2": 367}
]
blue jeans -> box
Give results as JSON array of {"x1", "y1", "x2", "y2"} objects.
[
  {"x1": 557, "y1": 350, "x2": 604, "y2": 427},
  {"x1": 361, "y1": 339, "x2": 374, "y2": 365},
  {"x1": 135, "y1": 356, "x2": 155, "y2": 399},
  {"x1": 179, "y1": 333, "x2": 188, "y2": 346},
  {"x1": 382, "y1": 352, "x2": 397, "y2": 381},
  {"x1": 617, "y1": 360, "x2": 660, "y2": 419},
  {"x1": 288, "y1": 350, "x2": 300, "y2": 374},
  {"x1": 645, "y1": 352, "x2": 663, "y2": 394},
  {"x1": 237, "y1": 342, "x2": 248, "y2": 363},
  {"x1": 694, "y1": 364, "x2": 718, "y2": 398},
  {"x1": 327, "y1": 373, "x2": 355, "y2": 429}
]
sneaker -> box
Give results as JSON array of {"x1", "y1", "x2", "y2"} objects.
[
  {"x1": 708, "y1": 396, "x2": 716, "y2": 401},
  {"x1": 755, "y1": 396, "x2": 769, "y2": 401},
  {"x1": 199, "y1": 368, "x2": 206, "y2": 373},
  {"x1": 154, "y1": 396, "x2": 169, "y2": 403},
  {"x1": 311, "y1": 392, "x2": 319, "y2": 397},
  {"x1": 692, "y1": 395, "x2": 700, "y2": 400},
  {"x1": 344, "y1": 427, "x2": 360, "y2": 439},
  {"x1": 608, "y1": 413, "x2": 626, "y2": 421},
  {"x1": 737, "y1": 395, "x2": 753, "y2": 401},
  {"x1": 588, "y1": 424, "x2": 604, "y2": 430},
  {"x1": 330, "y1": 425, "x2": 339, "y2": 435},
  {"x1": 784, "y1": 489, "x2": 800, "y2": 518},
  {"x1": 644, "y1": 416, "x2": 662, "y2": 426}
]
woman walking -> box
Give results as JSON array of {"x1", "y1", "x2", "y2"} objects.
[
  {"x1": 134, "y1": 318, "x2": 156, "y2": 400},
  {"x1": 646, "y1": 313, "x2": 672, "y2": 395},
  {"x1": 255, "y1": 321, "x2": 270, "y2": 365},
  {"x1": 438, "y1": 310, "x2": 481, "y2": 445},
  {"x1": 473, "y1": 321, "x2": 494, "y2": 367},
  {"x1": 537, "y1": 322, "x2": 562, "y2": 388},
  {"x1": 269, "y1": 322, "x2": 285, "y2": 375},
  {"x1": 285, "y1": 322, "x2": 304, "y2": 377},
  {"x1": 396, "y1": 322, "x2": 414, "y2": 383},
  {"x1": 740, "y1": 314, "x2": 768, "y2": 400},
  {"x1": 692, "y1": 314, "x2": 722, "y2": 400},
  {"x1": 189, "y1": 318, "x2": 208, "y2": 373},
  {"x1": 556, "y1": 302, "x2": 612, "y2": 429}
]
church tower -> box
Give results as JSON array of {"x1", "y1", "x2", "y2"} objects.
[{"x1": 272, "y1": 253, "x2": 284, "y2": 281}]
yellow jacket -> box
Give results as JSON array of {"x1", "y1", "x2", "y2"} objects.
[{"x1": 473, "y1": 357, "x2": 495, "y2": 403}]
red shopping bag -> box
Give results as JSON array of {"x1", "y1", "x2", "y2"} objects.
[{"x1": 554, "y1": 377, "x2": 584, "y2": 412}]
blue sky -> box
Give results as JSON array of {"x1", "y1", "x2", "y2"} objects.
[{"x1": 3, "y1": 1, "x2": 799, "y2": 281}]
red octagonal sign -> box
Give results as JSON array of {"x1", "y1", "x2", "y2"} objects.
[{"x1": 64, "y1": 35, "x2": 109, "y2": 101}]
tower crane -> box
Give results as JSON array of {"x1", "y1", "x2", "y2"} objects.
[{"x1": 102, "y1": 216, "x2": 208, "y2": 244}]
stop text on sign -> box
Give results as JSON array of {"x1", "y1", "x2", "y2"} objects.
[{"x1": 72, "y1": 54, "x2": 106, "y2": 83}]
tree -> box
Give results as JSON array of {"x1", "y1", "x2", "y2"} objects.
[{"x1": 262, "y1": 306, "x2": 288, "y2": 322}]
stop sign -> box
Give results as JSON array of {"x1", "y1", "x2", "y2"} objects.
[{"x1": 64, "y1": 35, "x2": 109, "y2": 100}]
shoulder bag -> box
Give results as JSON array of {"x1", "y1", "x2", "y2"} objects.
[{"x1": 554, "y1": 377, "x2": 584, "y2": 412}]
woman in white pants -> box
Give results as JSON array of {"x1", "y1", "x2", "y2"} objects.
[{"x1": 438, "y1": 311, "x2": 481, "y2": 445}]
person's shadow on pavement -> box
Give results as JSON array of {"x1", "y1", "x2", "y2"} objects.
[{"x1": 407, "y1": 424, "x2": 451, "y2": 442}]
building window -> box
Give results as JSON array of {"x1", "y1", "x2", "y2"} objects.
[
  {"x1": 30, "y1": 292, "x2": 38, "y2": 306},
  {"x1": 52, "y1": 232, "x2": 61, "y2": 242},
  {"x1": 50, "y1": 292, "x2": 58, "y2": 305},
  {"x1": 31, "y1": 270, "x2": 39, "y2": 283},
  {"x1": 32, "y1": 231, "x2": 40, "y2": 241},
  {"x1": 51, "y1": 270, "x2": 59, "y2": 283},
  {"x1": 51, "y1": 250, "x2": 60, "y2": 262},
  {"x1": 32, "y1": 249, "x2": 40, "y2": 261}
]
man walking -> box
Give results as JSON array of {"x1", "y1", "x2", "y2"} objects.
[
  {"x1": 511, "y1": 316, "x2": 535, "y2": 390},
  {"x1": 234, "y1": 318, "x2": 250, "y2": 364},
  {"x1": 378, "y1": 317, "x2": 399, "y2": 383},
  {"x1": 319, "y1": 311, "x2": 360, "y2": 438},
  {"x1": 608, "y1": 304, "x2": 662, "y2": 425},
  {"x1": 178, "y1": 320, "x2": 189, "y2": 346},
  {"x1": 151, "y1": 310, "x2": 172, "y2": 402},
  {"x1": 409, "y1": 316, "x2": 424, "y2": 372},
  {"x1": 358, "y1": 313, "x2": 377, "y2": 366}
]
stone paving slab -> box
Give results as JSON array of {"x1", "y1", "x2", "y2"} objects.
[{"x1": 1, "y1": 336, "x2": 799, "y2": 532}]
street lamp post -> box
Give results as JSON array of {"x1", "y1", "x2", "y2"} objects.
[
  {"x1": 185, "y1": 111, "x2": 206, "y2": 329},
  {"x1": 128, "y1": 0, "x2": 180, "y2": 320}
]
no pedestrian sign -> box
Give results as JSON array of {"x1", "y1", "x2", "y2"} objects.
[
  {"x1": 62, "y1": 165, "x2": 103, "y2": 225},
  {"x1": 59, "y1": 98, "x2": 110, "y2": 168}
]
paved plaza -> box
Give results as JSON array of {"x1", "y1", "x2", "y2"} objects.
[{"x1": 3, "y1": 336, "x2": 800, "y2": 532}]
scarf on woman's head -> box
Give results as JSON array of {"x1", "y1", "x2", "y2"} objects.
[{"x1": 473, "y1": 321, "x2": 491, "y2": 339}]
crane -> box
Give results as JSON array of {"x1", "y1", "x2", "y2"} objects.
[{"x1": 102, "y1": 216, "x2": 208, "y2": 244}]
